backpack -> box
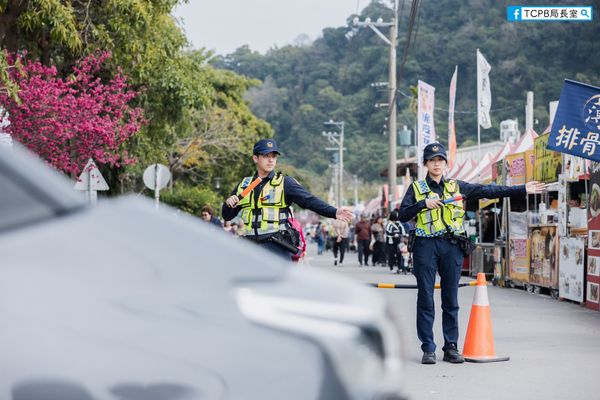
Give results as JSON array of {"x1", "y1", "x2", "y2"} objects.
[{"x1": 289, "y1": 217, "x2": 307, "y2": 262}]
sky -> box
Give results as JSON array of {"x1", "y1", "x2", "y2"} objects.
[{"x1": 172, "y1": 0, "x2": 374, "y2": 55}]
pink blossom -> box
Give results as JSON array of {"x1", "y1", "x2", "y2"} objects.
[{"x1": 0, "y1": 50, "x2": 145, "y2": 176}]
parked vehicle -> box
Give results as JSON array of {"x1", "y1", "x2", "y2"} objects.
[{"x1": 0, "y1": 144, "x2": 406, "y2": 400}]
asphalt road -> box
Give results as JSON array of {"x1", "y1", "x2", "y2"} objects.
[{"x1": 302, "y1": 243, "x2": 600, "y2": 400}]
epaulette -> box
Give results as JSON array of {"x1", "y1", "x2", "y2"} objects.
[
  {"x1": 270, "y1": 172, "x2": 284, "y2": 186},
  {"x1": 414, "y1": 180, "x2": 431, "y2": 195},
  {"x1": 241, "y1": 176, "x2": 253, "y2": 188},
  {"x1": 445, "y1": 179, "x2": 458, "y2": 193}
]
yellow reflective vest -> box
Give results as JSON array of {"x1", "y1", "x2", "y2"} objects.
[
  {"x1": 413, "y1": 179, "x2": 465, "y2": 237},
  {"x1": 236, "y1": 172, "x2": 290, "y2": 236}
]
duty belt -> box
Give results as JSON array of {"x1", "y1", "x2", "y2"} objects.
[{"x1": 243, "y1": 233, "x2": 274, "y2": 243}]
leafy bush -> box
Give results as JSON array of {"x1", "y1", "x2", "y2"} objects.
[{"x1": 160, "y1": 183, "x2": 221, "y2": 216}]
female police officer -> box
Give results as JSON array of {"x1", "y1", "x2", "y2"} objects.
[
  {"x1": 222, "y1": 138, "x2": 353, "y2": 259},
  {"x1": 399, "y1": 142, "x2": 545, "y2": 364}
]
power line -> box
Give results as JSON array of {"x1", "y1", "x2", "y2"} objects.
[
  {"x1": 410, "y1": 0, "x2": 422, "y2": 55},
  {"x1": 395, "y1": 87, "x2": 524, "y2": 114},
  {"x1": 387, "y1": 0, "x2": 420, "y2": 122}
]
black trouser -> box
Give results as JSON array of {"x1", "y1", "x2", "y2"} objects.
[
  {"x1": 333, "y1": 238, "x2": 348, "y2": 263},
  {"x1": 386, "y1": 243, "x2": 404, "y2": 270},
  {"x1": 413, "y1": 237, "x2": 463, "y2": 353},
  {"x1": 373, "y1": 241, "x2": 385, "y2": 265},
  {"x1": 357, "y1": 239, "x2": 370, "y2": 265}
]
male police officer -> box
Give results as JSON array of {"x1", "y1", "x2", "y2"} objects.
[
  {"x1": 223, "y1": 138, "x2": 353, "y2": 259},
  {"x1": 399, "y1": 142, "x2": 545, "y2": 364}
]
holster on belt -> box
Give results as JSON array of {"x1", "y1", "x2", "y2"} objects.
[
  {"x1": 407, "y1": 229, "x2": 416, "y2": 252},
  {"x1": 245, "y1": 225, "x2": 301, "y2": 255},
  {"x1": 456, "y1": 234, "x2": 475, "y2": 256},
  {"x1": 270, "y1": 231, "x2": 301, "y2": 255}
]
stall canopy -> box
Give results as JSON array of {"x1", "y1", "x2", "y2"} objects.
[
  {"x1": 448, "y1": 131, "x2": 538, "y2": 184},
  {"x1": 447, "y1": 160, "x2": 466, "y2": 178},
  {"x1": 512, "y1": 129, "x2": 538, "y2": 153},
  {"x1": 361, "y1": 197, "x2": 381, "y2": 217},
  {"x1": 449, "y1": 159, "x2": 478, "y2": 180},
  {"x1": 475, "y1": 142, "x2": 515, "y2": 183},
  {"x1": 383, "y1": 183, "x2": 406, "y2": 210},
  {"x1": 460, "y1": 152, "x2": 495, "y2": 182}
]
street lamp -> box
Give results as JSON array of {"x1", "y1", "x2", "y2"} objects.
[
  {"x1": 354, "y1": 1, "x2": 398, "y2": 210},
  {"x1": 322, "y1": 119, "x2": 345, "y2": 207}
]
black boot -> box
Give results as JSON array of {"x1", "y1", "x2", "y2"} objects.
[
  {"x1": 443, "y1": 344, "x2": 465, "y2": 363},
  {"x1": 421, "y1": 352, "x2": 436, "y2": 364}
]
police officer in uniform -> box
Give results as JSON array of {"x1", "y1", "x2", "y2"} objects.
[
  {"x1": 223, "y1": 138, "x2": 353, "y2": 259},
  {"x1": 399, "y1": 142, "x2": 545, "y2": 364}
]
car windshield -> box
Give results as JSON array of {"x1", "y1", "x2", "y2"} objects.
[
  {"x1": 0, "y1": 172, "x2": 59, "y2": 231},
  {"x1": 0, "y1": 145, "x2": 85, "y2": 233}
]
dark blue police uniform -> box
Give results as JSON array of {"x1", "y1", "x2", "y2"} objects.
[
  {"x1": 222, "y1": 139, "x2": 338, "y2": 259},
  {"x1": 399, "y1": 143, "x2": 527, "y2": 362}
]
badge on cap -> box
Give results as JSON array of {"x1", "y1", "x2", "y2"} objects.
[
  {"x1": 267, "y1": 141, "x2": 273, "y2": 148},
  {"x1": 432, "y1": 145, "x2": 439, "y2": 152}
]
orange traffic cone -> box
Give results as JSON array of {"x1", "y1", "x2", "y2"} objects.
[{"x1": 462, "y1": 273, "x2": 510, "y2": 363}]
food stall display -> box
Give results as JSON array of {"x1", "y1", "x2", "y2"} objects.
[
  {"x1": 508, "y1": 212, "x2": 530, "y2": 285},
  {"x1": 534, "y1": 133, "x2": 562, "y2": 184},
  {"x1": 529, "y1": 225, "x2": 559, "y2": 293},
  {"x1": 558, "y1": 237, "x2": 585, "y2": 302},
  {"x1": 586, "y1": 162, "x2": 600, "y2": 310},
  {"x1": 527, "y1": 133, "x2": 561, "y2": 295},
  {"x1": 505, "y1": 153, "x2": 527, "y2": 186}
]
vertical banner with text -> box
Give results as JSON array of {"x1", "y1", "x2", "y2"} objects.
[
  {"x1": 448, "y1": 66, "x2": 458, "y2": 170},
  {"x1": 477, "y1": 50, "x2": 492, "y2": 130},
  {"x1": 418, "y1": 80, "x2": 436, "y2": 179}
]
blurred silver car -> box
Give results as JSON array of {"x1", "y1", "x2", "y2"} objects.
[{"x1": 0, "y1": 144, "x2": 406, "y2": 400}]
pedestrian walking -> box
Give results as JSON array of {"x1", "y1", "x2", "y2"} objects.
[
  {"x1": 315, "y1": 221, "x2": 325, "y2": 255},
  {"x1": 385, "y1": 209, "x2": 406, "y2": 273},
  {"x1": 200, "y1": 205, "x2": 222, "y2": 228},
  {"x1": 399, "y1": 142, "x2": 546, "y2": 365},
  {"x1": 222, "y1": 138, "x2": 352, "y2": 260},
  {"x1": 331, "y1": 219, "x2": 350, "y2": 266},
  {"x1": 354, "y1": 214, "x2": 371, "y2": 266},
  {"x1": 223, "y1": 220, "x2": 236, "y2": 235},
  {"x1": 371, "y1": 215, "x2": 386, "y2": 265}
]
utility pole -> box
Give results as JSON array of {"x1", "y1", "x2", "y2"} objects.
[
  {"x1": 323, "y1": 120, "x2": 345, "y2": 207},
  {"x1": 388, "y1": 10, "x2": 398, "y2": 210},
  {"x1": 525, "y1": 91, "x2": 534, "y2": 132},
  {"x1": 353, "y1": 174, "x2": 359, "y2": 206},
  {"x1": 354, "y1": 0, "x2": 398, "y2": 211}
]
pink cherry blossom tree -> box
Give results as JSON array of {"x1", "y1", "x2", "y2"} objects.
[{"x1": 0, "y1": 50, "x2": 144, "y2": 176}]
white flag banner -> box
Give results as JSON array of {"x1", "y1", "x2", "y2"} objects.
[
  {"x1": 448, "y1": 66, "x2": 458, "y2": 170},
  {"x1": 477, "y1": 50, "x2": 492, "y2": 129},
  {"x1": 417, "y1": 80, "x2": 436, "y2": 179}
]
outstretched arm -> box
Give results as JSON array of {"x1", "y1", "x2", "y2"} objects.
[
  {"x1": 284, "y1": 176, "x2": 338, "y2": 218},
  {"x1": 458, "y1": 180, "x2": 546, "y2": 200}
]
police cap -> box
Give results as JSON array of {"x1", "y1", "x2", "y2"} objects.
[
  {"x1": 423, "y1": 142, "x2": 447, "y2": 161},
  {"x1": 253, "y1": 139, "x2": 281, "y2": 155}
]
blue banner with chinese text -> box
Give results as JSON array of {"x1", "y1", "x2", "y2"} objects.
[{"x1": 548, "y1": 79, "x2": 600, "y2": 161}]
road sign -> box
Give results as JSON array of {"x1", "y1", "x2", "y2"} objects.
[
  {"x1": 143, "y1": 164, "x2": 171, "y2": 190},
  {"x1": 74, "y1": 159, "x2": 109, "y2": 191},
  {"x1": 143, "y1": 164, "x2": 171, "y2": 209},
  {"x1": 73, "y1": 158, "x2": 109, "y2": 204}
]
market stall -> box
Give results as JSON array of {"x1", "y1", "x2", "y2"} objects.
[
  {"x1": 586, "y1": 161, "x2": 600, "y2": 310},
  {"x1": 524, "y1": 132, "x2": 562, "y2": 296}
]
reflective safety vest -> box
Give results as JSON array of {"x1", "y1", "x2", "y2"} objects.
[
  {"x1": 413, "y1": 179, "x2": 465, "y2": 237},
  {"x1": 236, "y1": 172, "x2": 290, "y2": 236}
]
